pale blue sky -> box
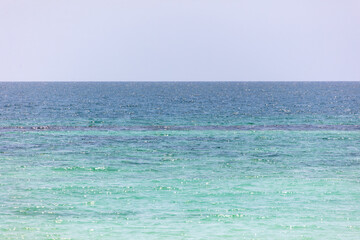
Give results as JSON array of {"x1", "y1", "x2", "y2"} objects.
[{"x1": 1, "y1": 0, "x2": 359, "y2": 81}]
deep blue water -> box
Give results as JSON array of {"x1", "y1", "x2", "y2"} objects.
[{"x1": 1, "y1": 82, "x2": 359, "y2": 126}]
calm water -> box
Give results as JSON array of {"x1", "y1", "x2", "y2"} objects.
[{"x1": 1, "y1": 82, "x2": 360, "y2": 239}]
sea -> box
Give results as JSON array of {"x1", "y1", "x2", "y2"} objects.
[{"x1": 0, "y1": 82, "x2": 359, "y2": 239}]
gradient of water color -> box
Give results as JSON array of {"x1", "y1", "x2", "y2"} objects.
[{"x1": 1, "y1": 82, "x2": 360, "y2": 239}]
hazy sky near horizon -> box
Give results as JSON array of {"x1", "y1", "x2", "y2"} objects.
[{"x1": 1, "y1": 0, "x2": 359, "y2": 81}]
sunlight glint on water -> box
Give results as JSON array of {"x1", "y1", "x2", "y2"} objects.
[{"x1": 0, "y1": 82, "x2": 360, "y2": 239}]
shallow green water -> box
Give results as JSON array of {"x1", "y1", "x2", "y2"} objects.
[{"x1": 1, "y1": 130, "x2": 360, "y2": 239}]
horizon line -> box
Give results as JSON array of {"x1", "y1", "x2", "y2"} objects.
[{"x1": 0, "y1": 80, "x2": 359, "y2": 83}]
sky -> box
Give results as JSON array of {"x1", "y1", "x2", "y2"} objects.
[{"x1": 0, "y1": 0, "x2": 359, "y2": 81}]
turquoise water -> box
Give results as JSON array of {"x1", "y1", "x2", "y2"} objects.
[{"x1": 1, "y1": 82, "x2": 360, "y2": 239}]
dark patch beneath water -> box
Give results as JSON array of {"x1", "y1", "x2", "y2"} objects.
[{"x1": 1, "y1": 124, "x2": 360, "y2": 132}]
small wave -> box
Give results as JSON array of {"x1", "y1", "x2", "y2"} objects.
[{"x1": 52, "y1": 166, "x2": 118, "y2": 172}]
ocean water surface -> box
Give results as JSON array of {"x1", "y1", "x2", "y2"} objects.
[{"x1": 0, "y1": 82, "x2": 360, "y2": 239}]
